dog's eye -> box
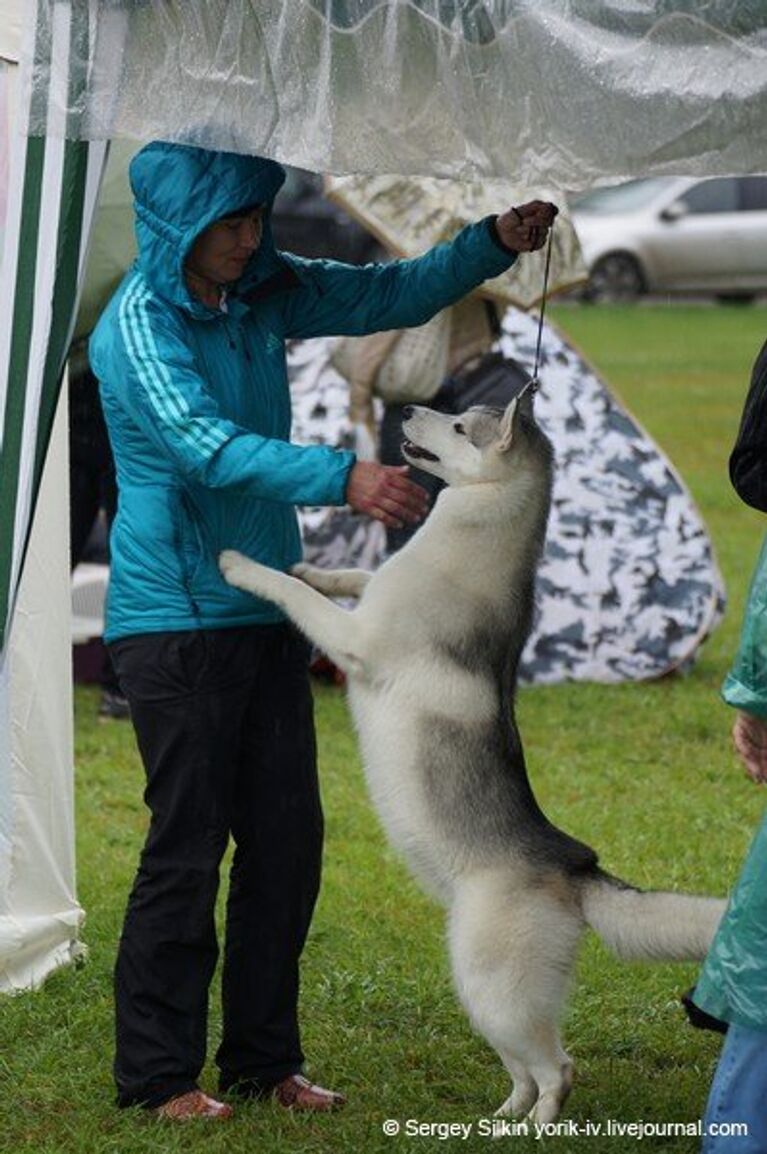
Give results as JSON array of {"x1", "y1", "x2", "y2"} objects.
[{"x1": 454, "y1": 423, "x2": 466, "y2": 436}]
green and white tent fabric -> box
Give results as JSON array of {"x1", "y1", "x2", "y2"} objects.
[
  {"x1": 0, "y1": 2, "x2": 107, "y2": 989},
  {"x1": 1, "y1": 0, "x2": 766, "y2": 991}
]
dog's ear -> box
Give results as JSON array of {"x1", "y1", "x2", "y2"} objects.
[{"x1": 497, "y1": 398, "x2": 519, "y2": 453}]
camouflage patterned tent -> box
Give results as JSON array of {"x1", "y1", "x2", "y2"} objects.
[{"x1": 290, "y1": 309, "x2": 724, "y2": 684}]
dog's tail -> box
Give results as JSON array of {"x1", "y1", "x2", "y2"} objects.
[{"x1": 580, "y1": 870, "x2": 725, "y2": 961}]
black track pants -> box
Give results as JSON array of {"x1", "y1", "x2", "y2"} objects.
[{"x1": 109, "y1": 624, "x2": 323, "y2": 1109}]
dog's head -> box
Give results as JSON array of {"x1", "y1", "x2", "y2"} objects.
[{"x1": 401, "y1": 390, "x2": 552, "y2": 488}]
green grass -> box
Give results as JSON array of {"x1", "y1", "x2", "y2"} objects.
[{"x1": 2, "y1": 304, "x2": 766, "y2": 1153}]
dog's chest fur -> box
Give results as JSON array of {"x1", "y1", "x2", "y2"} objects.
[{"x1": 343, "y1": 485, "x2": 558, "y2": 900}]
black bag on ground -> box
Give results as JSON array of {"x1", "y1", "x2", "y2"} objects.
[{"x1": 434, "y1": 351, "x2": 531, "y2": 414}]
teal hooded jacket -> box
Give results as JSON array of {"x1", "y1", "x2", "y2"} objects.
[
  {"x1": 90, "y1": 142, "x2": 518, "y2": 641},
  {"x1": 694, "y1": 534, "x2": 767, "y2": 1032}
]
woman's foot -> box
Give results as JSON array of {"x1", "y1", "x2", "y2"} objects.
[
  {"x1": 272, "y1": 1074, "x2": 346, "y2": 1112},
  {"x1": 152, "y1": 1089, "x2": 234, "y2": 1121}
]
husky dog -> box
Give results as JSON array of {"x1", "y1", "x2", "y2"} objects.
[{"x1": 219, "y1": 394, "x2": 724, "y2": 1123}]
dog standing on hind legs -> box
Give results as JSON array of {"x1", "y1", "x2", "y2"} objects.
[{"x1": 219, "y1": 393, "x2": 725, "y2": 1123}]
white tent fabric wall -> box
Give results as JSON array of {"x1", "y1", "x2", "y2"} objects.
[
  {"x1": 0, "y1": 0, "x2": 22, "y2": 995},
  {"x1": 1, "y1": 389, "x2": 84, "y2": 991},
  {"x1": 0, "y1": 1, "x2": 104, "y2": 991},
  {"x1": 0, "y1": 3, "x2": 82, "y2": 993}
]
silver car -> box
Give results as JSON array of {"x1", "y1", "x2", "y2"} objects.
[{"x1": 571, "y1": 176, "x2": 767, "y2": 302}]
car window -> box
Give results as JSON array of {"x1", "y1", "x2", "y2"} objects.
[
  {"x1": 570, "y1": 178, "x2": 674, "y2": 214},
  {"x1": 740, "y1": 177, "x2": 767, "y2": 212},
  {"x1": 679, "y1": 178, "x2": 739, "y2": 214}
]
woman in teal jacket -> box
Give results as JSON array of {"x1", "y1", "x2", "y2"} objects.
[
  {"x1": 692, "y1": 341, "x2": 767, "y2": 1153},
  {"x1": 90, "y1": 140, "x2": 557, "y2": 1121}
]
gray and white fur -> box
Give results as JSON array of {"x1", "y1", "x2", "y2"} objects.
[{"x1": 220, "y1": 394, "x2": 724, "y2": 1123}]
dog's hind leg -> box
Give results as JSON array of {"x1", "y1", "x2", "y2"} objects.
[
  {"x1": 448, "y1": 871, "x2": 582, "y2": 1124},
  {"x1": 291, "y1": 563, "x2": 371, "y2": 600},
  {"x1": 495, "y1": 1057, "x2": 539, "y2": 1119}
]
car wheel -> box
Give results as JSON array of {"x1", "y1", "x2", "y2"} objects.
[
  {"x1": 584, "y1": 252, "x2": 646, "y2": 303},
  {"x1": 716, "y1": 292, "x2": 755, "y2": 305}
]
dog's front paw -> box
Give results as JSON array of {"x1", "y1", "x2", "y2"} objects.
[
  {"x1": 219, "y1": 549, "x2": 265, "y2": 594},
  {"x1": 290, "y1": 562, "x2": 327, "y2": 589},
  {"x1": 219, "y1": 548, "x2": 246, "y2": 580}
]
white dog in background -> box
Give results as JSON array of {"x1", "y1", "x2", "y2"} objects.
[{"x1": 220, "y1": 394, "x2": 724, "y2": 1123}]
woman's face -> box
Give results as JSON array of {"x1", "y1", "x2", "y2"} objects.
[{"x1": 186, "y1": 206, "x2": 265, "y2": 285}]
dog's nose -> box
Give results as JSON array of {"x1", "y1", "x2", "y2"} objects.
[{"x1": 402, "y1": 405, "x2": 414, "y2": 419}]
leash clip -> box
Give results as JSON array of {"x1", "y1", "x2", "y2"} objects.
[{"x1": 517, "y1": 376, "x2": 539, "y2": 401}]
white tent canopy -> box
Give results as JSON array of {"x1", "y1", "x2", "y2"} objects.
[{"x1": 1, "y1": 0, "x2": 766, "y2": 991}]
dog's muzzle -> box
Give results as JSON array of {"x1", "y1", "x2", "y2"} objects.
[{"x1": 402, "y1": 439, "x2": 440, "y2": 462}]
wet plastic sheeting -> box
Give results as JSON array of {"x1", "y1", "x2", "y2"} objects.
[
  {"x1": 25, "y1": 2, "x2": 767, "y2": 186},
  {"x1": 722, "y1": 535, "x2": 767, "y2": 720}
]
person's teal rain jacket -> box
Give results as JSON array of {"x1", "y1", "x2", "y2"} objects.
[
  {"x1": 90, "y1": 142, "x2": 517, "y2": 641},
  {"x1": 694, "y1": 534, "x2": 767, "y2": 1031}
]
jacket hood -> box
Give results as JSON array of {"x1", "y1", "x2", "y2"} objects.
[{"x1": 129, "y1": 141, "x2": 287, "y2": 315}]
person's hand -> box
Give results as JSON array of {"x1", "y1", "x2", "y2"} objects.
[
  {"x1": 732, "y1": 711, "x2": 767, "y2": 784},
  {"x1": 345, "y1": 462, "x2": 430, "y2": 528},
  {"x1": 496, "y1": 200, "x2": 559, "y2": 253}
]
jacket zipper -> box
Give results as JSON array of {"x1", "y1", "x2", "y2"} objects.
[
  {"x1": 176, "y1": 489, "x2": 203, "y2": 624},
  {"x1": 222, "y1": 315, "x2": 252, "y2": 363}
]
